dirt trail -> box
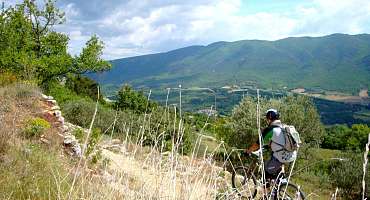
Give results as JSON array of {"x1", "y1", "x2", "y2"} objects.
[{"x1": 101, "y1": 145, "x2": 221, "y2": 199}]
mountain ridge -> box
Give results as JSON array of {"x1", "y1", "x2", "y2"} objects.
[{"x1": 91, "y1": 33, "x2": 370, "y2": 93}]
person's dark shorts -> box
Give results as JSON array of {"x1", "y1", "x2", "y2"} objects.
[{"x1": 264, "y1": 155, "x2": 283, "y2": 178}]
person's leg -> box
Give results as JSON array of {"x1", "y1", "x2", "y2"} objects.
[
  {"x1": 265, "y1": 156, "x2": 283, "y2": 199},
  {"x1": 265, "y1": 156, "x2": 283, "y2": 179}
]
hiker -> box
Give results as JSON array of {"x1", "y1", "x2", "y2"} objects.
[{"x1": 245, "y1": 109, "x2": 298, "y2": 179}]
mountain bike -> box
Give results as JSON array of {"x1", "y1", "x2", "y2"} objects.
[{"x1": 231, "y1": 148, "x2": 305, "y2": 199}]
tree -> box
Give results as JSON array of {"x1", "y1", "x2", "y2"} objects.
[
  {"x1": 0, "y1": 0, "x2": 111, "y2": 85},
  {"x1": 216, "y1": 95, "x2": 325, "y2": 149},
  {"x1": 115, "y1": 85, "x2": 157, "y2": 114},
  {"x1": 65, "y1": 75, "x2": 101, "y2": 101},
  {"x1": 23, "y1": 0, "x2": 65, "y2": 58},
  {"x1": 322, "y1": 124, "x2": 370, "y2": 151}
]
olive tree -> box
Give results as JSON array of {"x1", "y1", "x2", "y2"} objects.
[{"x1": 216, "y1": 95, "x2": 325, "y2": 149}]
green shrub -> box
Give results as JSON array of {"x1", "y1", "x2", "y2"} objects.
[
  {"x1": 47, "y1": 81, "x2": 86, "y2": 105},
  {"x1": 73, "y1": 128, "x2": 85, "y2": 143},
  {"x1": 62, "y1": 98, "x2": 116, "y2": 132},
  {"x1": 23, "y1": 117, "x2": 51, "y2": 138},
  {"x1": 328, "y1": 153, "x2": 364, "y2": 199},
  {"x1": 86, "y1": 128, "x2": 102, "y2": 156},
  {"x1": 90, "y1": 149, "x2": 102, "y2": 165}
]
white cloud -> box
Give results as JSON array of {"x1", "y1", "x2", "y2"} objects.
[{"x1": 52, "y1": 0, "x2": 370, "y2": 59}]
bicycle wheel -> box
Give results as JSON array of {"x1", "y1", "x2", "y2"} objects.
[
  {"x1": 231, "y1": 166, "x2": 258, "y2": 199},
  {"x1": 277, "y1": 182, "x2": 305, "y2": 200}
]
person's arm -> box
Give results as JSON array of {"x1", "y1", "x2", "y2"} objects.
[
  {"x1": 245, "y1": 143, "x2": 260, "y2": 154},
  {"x1": 245, "y1": 127, "x2": 273, "y2": 154}
]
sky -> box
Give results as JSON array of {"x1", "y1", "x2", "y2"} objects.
[{"x1": 5, "y1": 0, "x2": 370, "y2": 59}]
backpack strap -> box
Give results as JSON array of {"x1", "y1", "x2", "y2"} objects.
[{"x1": 270, "y1": 126, "x2": 286, "y2": 152}]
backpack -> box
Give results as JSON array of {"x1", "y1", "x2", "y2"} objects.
[{"x1": 281, "y1": 124, "x2": 302, "y2": 151}]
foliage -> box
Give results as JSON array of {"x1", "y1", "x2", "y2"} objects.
[
  {"x1": 216, "y1": 95, "x2": 325, "y2": 149},
  {"x1": 58, "y1": 93, "x2": 195, "y2": 153},
  {"x1": 86, "y1": 128, "x2": 102, "y2": 156},
  {"x1": 184, "y1": 113, "x2": 214, "y2": 132},
  {"x1": 115, "y1": 84, "x2": 157, "y2": 114},
  {"x1": 23, "y1": 117, "x2": 51, "y2": 138},
  {"x1": 322, "y1": 124, "x2": 370, "y2": 151},
  {"x1": 0, "y1": 1, "x2": 111, "y2": 85},
  {"x1": 73, "y1": 128, "x2": 85, "y2": 143},
  {"x1": 47, "y1": 81, "x2": 87, "y2": 105},
  {"x1": 313, "y1": 98, "x2": 370, "y2": 125},
  {"x1": 328, "y1": 153, "x2": 364, "y2": 199},
  {"x1": 66, "y1": 75, "x2": 102, "y2": 101}
]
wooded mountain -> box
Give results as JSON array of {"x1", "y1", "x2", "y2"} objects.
[{"x1": 91, "y1": 34, "x2": 370, "y2": 93}]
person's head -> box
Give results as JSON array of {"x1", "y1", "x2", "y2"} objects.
[{"x1": 265, "y1": 108, "x2": 279, "y2": 124}]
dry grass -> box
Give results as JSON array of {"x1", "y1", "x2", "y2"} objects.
[{"x1": 0, "y1": 83, "x2": 41, "y2": 154}]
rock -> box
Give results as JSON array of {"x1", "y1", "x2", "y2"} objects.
[
  {"x1": 104, "y1": 144, "x2": 122, "y2": 153},
  {"x1": 72, "y1": 145, "x2": 82, "y2": 157},
  {"x1": 50, "y1": 105, "x2": 60, "y2": 111},
  {"x1": 57, "y1": 116, "x2": 65, "y2": 125},
  {"x1": 41, "y1": 94, "x2": 49, "y2": 100},
  {"x1": 64, "y1": 135, "x2": 82, "y2": 158},
  {"x1": 54, "y1": 110, "x2": 62, "y2": 118},
  {"x1": 64, "y1": 135, "x2": 76, "y2": 145},
  {"x1": 40, "y1": 138, "x2": 50, "y2": 145},
  {"x1": 111, "y1": 139, "x2": 121, "y2": 145},
  {"x1": 57, "y1": 133, "x2": 64, "y2": 139},
  {"x1": 46, "y1": 99, "x2": 57, "y2": 105},
  {"x1": 62, "y1": 125, "x2": 69, "y2": 132}
]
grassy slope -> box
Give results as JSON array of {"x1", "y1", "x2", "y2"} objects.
[{"x1": 91, "y1": 33, "x2": 370, "y2": 94}]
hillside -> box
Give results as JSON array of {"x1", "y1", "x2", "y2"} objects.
[{"x1": 91, "y1": 33, "x2": 370, "y2": 94}]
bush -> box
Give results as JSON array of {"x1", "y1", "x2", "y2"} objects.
[
  {"x1": 62, "y1": 98, "x2": 116, "y2": 132},
  {"x1": 73, "y1": 128, "x2": 85, "y2": 143},
  {"x1": 47, "y1": 81, "x2": 86, "y2": 105},
  {"x1": 328, "y1": 153, "x2": 365, "y2": 199},
  {"x1": 86, "y1": 128, "x2": 102, "y2": 156},
  {"x1": 23, "y1": 117, "x2": 51, "y2": 138}
]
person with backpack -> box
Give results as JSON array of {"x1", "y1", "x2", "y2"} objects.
[{"x1": 245, "y1": 108, "x2": 300, "y2": 179}]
